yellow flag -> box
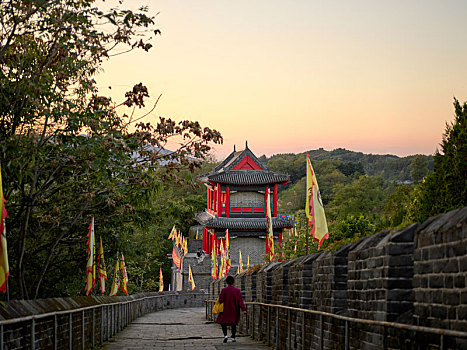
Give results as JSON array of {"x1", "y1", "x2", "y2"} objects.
[
  {"x1": 266, "y1": 188, "x2": 275, "y2": 261},
  {"x1": 247, "y1": 256, "x2": 250, "y2": 270},
  {"x1": 196, "y1": 228, "x2": 199, "y2": 240},
  {"x1": 306, "y1": 153, "x2": 329, "y2": 249},
  {"x1": 85, "y1": 217, "x2": 95, "y2": 295},
  {"x1": 239, "y1": 249, "x2": 244, "y2": 273},
  {"x1": 225, "y1": 230, "x2": 231, "y2": 272},
  {"x1": 188, "y1": 264, "x2": 196, "y2": 290},
  {"x1": 211, "y1": 245, "x2": 217, "y2": 280},
  {"x1": 218, "y1": 241, "x2": 225, "y2": 279},
  {"x1": 120, "y1": 253, "x2": 129, "y2": 295},
  {"x1": 159, "y1": 267, "x2": 164, "y2": 292},
  {"x1": 110, "y1": 259, "x2": 120, "y2": 296},
  {"x1": 168, "y1": 225, "x2": 176, "y2": 240},
  {"x1": 0, "y1": 166, "x2": 9, "y2": 293},
  {"x1": 183, "y1": 236, "x2": 188, "y2": 256},
  {"x1": 98, "y1": 237, "x2": 107, "y2": 294}
]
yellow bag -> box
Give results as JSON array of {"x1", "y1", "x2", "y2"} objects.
[{"x1": 212, "y1": 299, "x2": 224, "y2": 314}]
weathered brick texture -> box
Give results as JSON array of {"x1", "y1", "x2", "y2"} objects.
[{"x1": 211, "y1": 207, "x2": 467, "y2": 350}]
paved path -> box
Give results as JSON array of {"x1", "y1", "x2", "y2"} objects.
[{"x1": 103, "y1": 307, "x2": 272, "y2": 350}]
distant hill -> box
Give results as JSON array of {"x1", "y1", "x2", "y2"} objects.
[{"x1": 261, "y1": 147, "x2": 433, "y2": 188}]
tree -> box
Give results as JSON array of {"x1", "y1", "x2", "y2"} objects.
[
  {"x1": 0, "y1": 0, "x2": 222, "y2": 299},
  {"x1": 327, "y1": 175, "x2": 387, "y2": 221},
  {"x1": 410, "y1": 155, "x2": 429, "y2": 183},
  {"x1": 406, "y1": 98, "x2": 467, "y2": 222}
]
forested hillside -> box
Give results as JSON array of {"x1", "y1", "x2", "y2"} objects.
[{"x1": 261, "y1": 148, "x2": 433, "y2": 189}]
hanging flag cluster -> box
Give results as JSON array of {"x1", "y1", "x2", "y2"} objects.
[
  {"x1": 169, "y1": 225, "x2": 188, "y2": 256},
  {"x1": 306, "y1": 153, "x2": 329, "y2": 249},
  {"x1": 0, "y1": 166, "x2": 9, "y2": 293},
  {"x1": 84, "y1": 218, "x2": 111, "y2": 295},
  {"x1": 265, "y1": 187, "x2": 275, "y2": 261}
]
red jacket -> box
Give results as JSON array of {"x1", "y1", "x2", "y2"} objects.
[{"x1": 216, "y1": 285, "x2": 247, "y2": 325}]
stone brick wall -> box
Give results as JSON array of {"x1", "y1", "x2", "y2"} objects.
[
  {"x1": 413, "y1": 207, "x2": 467, "y2": 349},
  {"x1": 0, "y1": 291, "x2": 206, "y2": 349},
  {"x1": 211, "y1": 207, "x2": 467, "y2": 350},
  {"x1": 230, "y1": 236, "x2": 266, "y2": 267}
]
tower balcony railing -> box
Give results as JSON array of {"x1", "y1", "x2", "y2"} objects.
[{"x1": 228, "y1": 201, "x2": 266, "y2": 215}]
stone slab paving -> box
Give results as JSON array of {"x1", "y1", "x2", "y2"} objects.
[{"x1": 103, "y1": 307, "x2": 272, "y2": 350}]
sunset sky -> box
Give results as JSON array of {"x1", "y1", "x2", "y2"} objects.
[{"x1": 98, "y1": 0, "x2": 467, "y2": 160}]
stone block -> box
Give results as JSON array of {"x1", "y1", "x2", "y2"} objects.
[
  {"x1": 454, "y1": 275, "x2": 466, "y2": 288},
  {"x1": 429, "y1": 275, "x2": 444, "y2": 288},
  {"x1": 391, "y1": 224, "x2": 417, "y2": 243},
  {"x1": 443, "y1": 291, "x2": 460, "y2": 305}
]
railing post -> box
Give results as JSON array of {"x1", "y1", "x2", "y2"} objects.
[
  {"x1": 92, "y1": 308, "x2": 95, "y2": 349},
  {"x1": 301, "y1": 311, "x2": 305, "y2": 350},
  {"x1": 31, "y1": 318, "x2": 35, "y2": 350},
  {"x1": 440, "y1": 333, "x2": 444, "y2": 350},
  {"x1": 345, "y1": 320, "x2": 349, "y2": 350},
  {"x1": 81, "y1": 310, "x2": 85, "y2": 350},
  {"x1": 267, "y1": 305, "x2": 270, "y2": 346},
  {"x1": 382, "y1": 325, "x2": 386, "y2": 350},
  {"x1": 69, "y1": 313, "x2": 73, "y2": 350},
  {"x1": 53, "y1": 314, "x2": 57, "y2": 350},
  {"x1": 275, "y1": 307, "x2": 279, "y2": 350},
  {"x1": 100, "y1": 306, "x2": 104, "y2": 345},
  {"x1": 288, "y1": 309, "x2": 291, "y2": 350},
  {"x1": 0, "y1": 324, "x2": 3, "y2": 350},
  {"x1": 320, "y1": 314, "x2": 324, "y2": 350},
  {"x1": 252, "y1": 304, "x2": 255, "y2": 340}
]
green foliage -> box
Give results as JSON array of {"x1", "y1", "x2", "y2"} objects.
[
  {"x1": 0, "y1": 0, "x2": 222, "y2": 299},
  {"x1": 330, "y1": 214, "x2": 376, "y2": 241},
  {"x1": 327, "y1": 175, "x2": 388, "y2": 221},
  {"x1": 410, "y1": 155, "x2": 429, "y2": 183},
  {"x1": 406, "y1": 98, "x2": 467, "y2": 223}
]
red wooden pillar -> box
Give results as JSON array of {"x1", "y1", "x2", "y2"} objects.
[
  {"x1": 226, "y1": 186, "x2": 230, "y2": 218},
  {"x1": 212, "y1": 232, "x2": 217, "y2": 256},
  {"x1": 202, "y1": 228, "x2": 205, "y2": 251},
  {"x1": 273, "y1": 184, "x2": 278, "y2": 217},
  {"x1": 264, "y1": 187, "x2": 269, "y2": 218},
  {"x1": 217, "y1": 183, "x2": 221, "y2": 216}
]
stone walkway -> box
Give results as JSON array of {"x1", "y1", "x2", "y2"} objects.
[{"x1": 103, "y1": 307, "x2": 272, "y2": 350}]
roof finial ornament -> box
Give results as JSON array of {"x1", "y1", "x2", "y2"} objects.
[
  {"x1": 245, "y1": 140, "x2": 248, "y2": 149},
  {"x1": 234, "y1": 144, "x2": 236, "y2": 152}
]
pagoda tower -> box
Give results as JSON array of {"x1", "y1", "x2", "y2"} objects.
[{"x1": 195, "y1": 143, "x2": 293, "y2": 270}]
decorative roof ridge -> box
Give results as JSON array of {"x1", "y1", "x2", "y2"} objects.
[
  {"x1": 214, "y1": 149, "x2": 238, "y2": 172},
  {"x1": 224, "y1": 147, "x2": 268, "y2": 171}
]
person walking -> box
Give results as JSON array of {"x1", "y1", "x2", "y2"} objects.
[{"x1": 216, "y1": 275, "x2": 247, "y2": 343}]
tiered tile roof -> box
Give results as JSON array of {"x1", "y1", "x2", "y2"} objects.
[{"x1": 204, "y1": 217, "x2": 294, "y2": 230}]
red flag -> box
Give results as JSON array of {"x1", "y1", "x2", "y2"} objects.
[
  {"x1": 120, "y1": 253, "x2": 128, "y2": 295},
  {"x1": 0, "y1": 166, "x2": 9, "y2": 293}
]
